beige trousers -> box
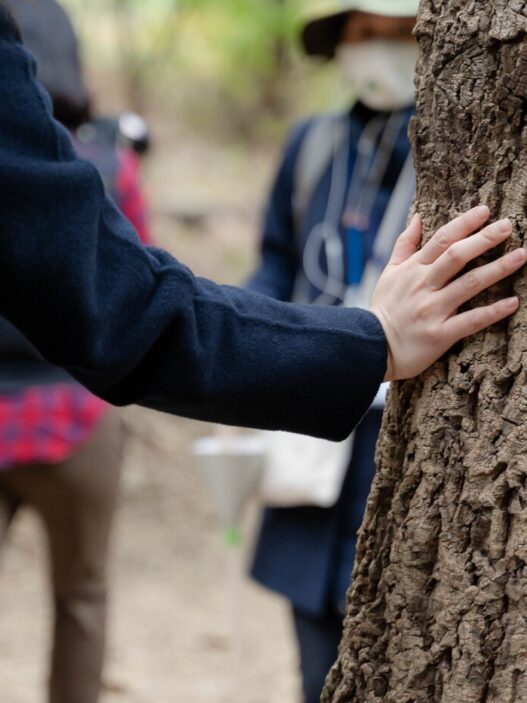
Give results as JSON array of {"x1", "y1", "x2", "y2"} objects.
[{"x1": 0, "y1": 412, "x2": 122, "y2": 703}]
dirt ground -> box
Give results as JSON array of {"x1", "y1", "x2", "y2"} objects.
[{"x1": 0, "y1": 123, "x2": 302, "y2": 703}]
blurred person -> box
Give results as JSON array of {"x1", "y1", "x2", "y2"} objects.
[
  {"x1": 246, "y1": 2, "x2": 422, "y2": 701},
  {"x1": 0, "y1": 5, "x2": 523, "y2": 485},
  {"x1": 0, "y1": 1, "x2": 152, "y2": 702}
]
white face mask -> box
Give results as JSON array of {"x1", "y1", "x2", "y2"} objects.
[{"x1": 337, "y1": 40, "x2": 418, "y2": 112}]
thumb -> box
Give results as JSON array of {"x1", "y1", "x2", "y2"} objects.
[{"x1": 389, "y1": 214, "x2": 422, "y2": 266}]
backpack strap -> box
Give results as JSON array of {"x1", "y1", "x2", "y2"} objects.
[
  {"x1": 291, "y1": 114, "x2": 349, "y2": 303},
  {"x1": 372, "y1": 152, "x2": 416, "y2": 267},
  {"x1": 292, "y1": 113, "x2": 349, "y2": 240}
]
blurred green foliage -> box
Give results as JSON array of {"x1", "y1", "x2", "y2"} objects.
[{"x1": 62, "y1": 0, "x2": 344, "y2": 140}]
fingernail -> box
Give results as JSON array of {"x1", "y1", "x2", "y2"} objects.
[
  {"x1": 497, "y1": 218, "x2": 513, "y2": 233},
  {"x1": 509, "y1": 248, "x2": 527, "y2": 264},
  {"x1": 474, "y1": 205, "x2": 490, "y2": 217},
  {"x1": 503, "y1": 296, "x2": 519, "y2": 310}
]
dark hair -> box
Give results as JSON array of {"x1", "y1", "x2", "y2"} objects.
[
  {"x1": 52, "y1": 96, "x2": 91, "y2": 129},
  {"x1": 0, "y1": 0, "x2": 22, "y2": 40},
  {"x1": 8, "y1": 0, "x2": 92, "y2": 129}
]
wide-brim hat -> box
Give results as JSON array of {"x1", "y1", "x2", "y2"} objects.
[{"x1": 302, "y1": 0, "x2": 420, "y2": 59}]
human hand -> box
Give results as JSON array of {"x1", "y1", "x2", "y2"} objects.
[{"x1": 370, "y1": 206, "x2": 526, "y2": 382}]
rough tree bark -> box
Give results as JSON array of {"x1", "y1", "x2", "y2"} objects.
[{"x1": 322, "y1": 2, "x2": 527, "y2": 702}]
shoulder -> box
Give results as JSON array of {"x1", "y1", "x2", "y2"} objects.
[
  {"x1": 280, "y1": 111, "x2": 346, "y2": 169},
  {"x1": 284, "y1": 113, "x2": 341, "y2": 150}
]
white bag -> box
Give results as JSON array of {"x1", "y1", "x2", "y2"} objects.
[{"x1": 259, "y1": 431, "x2": 354, "y2": 508}]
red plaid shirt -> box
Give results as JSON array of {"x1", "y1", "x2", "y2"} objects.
[
  {"x1": 0, "y1": 147, "x2": 151, "y2": 471},
  {"x1": 0, "y1": 386, "x2": 107, "y2": 469}
]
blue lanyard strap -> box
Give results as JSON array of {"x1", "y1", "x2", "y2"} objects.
[{"x1": 344, "y1": 112, "x2": 407, "y2": 286}]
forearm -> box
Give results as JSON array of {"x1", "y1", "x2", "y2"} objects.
[
  {"x1": 103, "y1": 274, "x2": 387, "y2": 440},
  {"x1": 0, "y1": 16, "x2": 387, "y2": 439}
]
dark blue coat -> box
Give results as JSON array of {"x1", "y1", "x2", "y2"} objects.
[
  {"x1": 0, "y1": 10, "x2": 387, "y2": 440},
  {"x1": 248, "y1": 106, "x2": 413, "y2": 617}
]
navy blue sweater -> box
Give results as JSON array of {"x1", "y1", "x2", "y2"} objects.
[{"x1": 0, "y1": 10, "x2": 387, "y2": 440}]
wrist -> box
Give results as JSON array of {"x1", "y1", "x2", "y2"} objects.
[
  {"x1": 384, "y1": 353, "x2": 395, "y2": 382},
  {"x1": 370, "y1": 305, "x2": 396, "y2": 382}
]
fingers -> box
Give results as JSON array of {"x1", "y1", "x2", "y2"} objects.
[
  {"x1": 418, "y1": 205, "x2": 490, "y2": 265},
  {"x1": 444, "y1": 296, "x2": 519, "y2": 345},
  {"x1": 427, "y1": 218, "x2": 514, "y2": 289},
  {"x1": 438, "y1": 247, "x2": 527, "y2": 312},
  {"x1": 389, "y1": 214, "x2": 422, "y2": 265}
]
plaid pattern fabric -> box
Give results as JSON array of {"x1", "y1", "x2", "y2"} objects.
[
  {"x1": 0, "y1": 148, "x2": 151, "y2": 471},
  {"x1": 0, "y1": 385, "x2": 107, "y2": 470}
]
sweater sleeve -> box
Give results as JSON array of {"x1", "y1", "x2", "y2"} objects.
[{"x1": 0, "y1": 17, "x2": 387, "y2": 441}]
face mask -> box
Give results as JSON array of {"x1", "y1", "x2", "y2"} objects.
[{"x1": 337, "y1": 40, "x2": 418, "y2": 112}]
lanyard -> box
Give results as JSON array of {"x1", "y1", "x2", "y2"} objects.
[
  {"x1": 301, "y1": 110, "x2": 408, "y2": 305},
  {"x1": 345, "y1": 112, "x2": 406, "y2": 226},
  {"x1": 344, "y1": 112, "x2": 406, "y2": 286}
]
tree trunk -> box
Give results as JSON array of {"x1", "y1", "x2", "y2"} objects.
[{"x1": 322, "y1": 2, "x2": 527, "y2": 702}]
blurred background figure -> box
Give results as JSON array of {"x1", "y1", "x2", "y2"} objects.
[
  {"x1": 247, "y1": 2, "x2": 419, "y2": 702},
  {"x1": 0, "y1": 1, "x2": 151, "y2": 701}
]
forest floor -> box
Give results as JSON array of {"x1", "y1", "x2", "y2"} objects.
[{"x1": 0, "y1": 121, "x2": 301, "y2": 703}]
